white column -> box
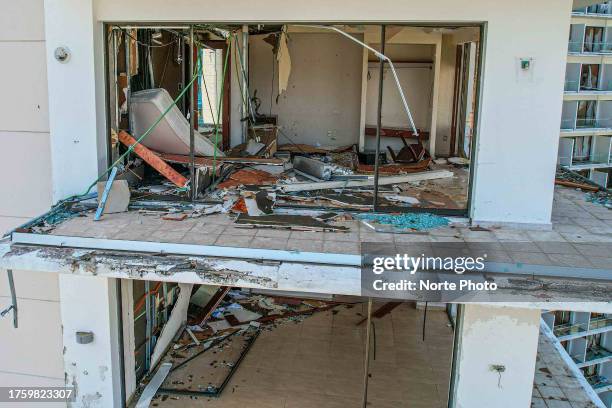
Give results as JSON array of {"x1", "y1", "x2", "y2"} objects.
[
  {"x1": 59, "y1": 275, "x2": 122, "y2": 407},
  {"x1": 44, "y1": 0, "x2": 101, "y2": 201},
  {"x1": 451, "y1": 304, "x2": 541, "y2": 408}
]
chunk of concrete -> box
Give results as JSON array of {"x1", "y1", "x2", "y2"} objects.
[{"x1": 96, "y1": 179, "x2": 130, "y2": 213}]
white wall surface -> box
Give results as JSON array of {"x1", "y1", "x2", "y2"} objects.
[
  {"x1": 453, "y1": 304, "x2": 541, "y2": 408},
  {"x1": 249, "y1": 32, "x2": 364, "y2": 147},
  {"x1": 44, "y1": 0, "x2": 100, "y2": 202},
  {"x1": 45, "y1": 0, "x2": 571, "y2": 225},
  {"x1": 59, "y1": 275, "x2": 122, "y2": 408},
  {"x1": 0, "y1": 0, "x2": 64, "y2": 395}
]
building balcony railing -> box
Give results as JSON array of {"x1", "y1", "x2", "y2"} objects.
[
  {"x1": 584, "y1": 346, "x2": 612, "y2": 364},
  {"x1": 589, "y1": 316, "x2": 612, "y2": 330},
  {"x1": 561, "y1": 117, "x2": 612, "y2": 130},
  {"x1": 565, "y1": 80, "x2": 612, "y2": 92},
  {"x1": 586, "y1": 375, "x2": 612, "y2": 391},
  {"x1": 553, "y1": 317, "x2": 612, "y2": 337},
  {"x1": 554, "y1": 322, "x2": 588, "y2": 337},
  {"x1": 573, "y1": 3, "x2": 612, "y2": 15},
  {"x1": 569, "y1": 41, "x2": 612, "y2": 54}
]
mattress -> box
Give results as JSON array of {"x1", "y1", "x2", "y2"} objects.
[{"x1": 129, "y1": 88, "x2": 224, "y2": 157}]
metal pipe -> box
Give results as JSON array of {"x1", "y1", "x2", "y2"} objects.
[
  {"x1": 121, "y1": 25, "x2": 190, "y2": 30},
  {"x1": 362, "y1": 298, "x2": 373, "y2": 408},
  {"x1": 113, "y1": 30, "x2": 120, "y2": 132},
  {"x1": 189, "y1": 25, "x2": 196, "y2": 201},
  {"x1": 241, "y1": 25, "x2": 249, "y2": 143},
  {"x1": 234, "y1": 35, "x2": 256, "y2": 124},
  {"x1": 162, "y1": 282, "x2": 168, "y2": 323},
  {"x1": 145, "y1": 280, "x2": 152, "y2": 372},
  {"x1": 1, "y1": 270, "x2": 18, "y2": 328},
  {"x1": 125, "y1": 30, "x2": 132, "y2": 133},
  {"x1": 294, "y1": 24, "x2": 418, "y2": 136},
  {"x1": 373, "y1": 25, "x2": 386, "y2": 211}
]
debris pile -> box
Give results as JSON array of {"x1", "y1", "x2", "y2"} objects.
[
  {"x1": 556, "y1": 167, "x2": 611, "y2": 209},
  {"x1": 141, "y1": 288, "x2": 344, "y2": 403}
]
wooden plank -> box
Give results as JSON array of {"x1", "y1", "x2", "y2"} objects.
[
  {"x1": 157, "y1": 152, "x2": 285, "y2": 166},
  {"x1": 356, "y1": 302, "x2": 401, "y2": 325},
  {"x1": 118, "y1": 131, "x2": 189, "y2": 188},
  {"x1": 364, "y1": 126, "x2": 430, "y2": 140},
  {"x1": 554, "y1": 179, "x2": 600, "y2": 192}
]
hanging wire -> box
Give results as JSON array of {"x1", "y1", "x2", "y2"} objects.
[
  {"x1": 113, "y1": 26, "x2": 179, "y2": 48},
  {"x1": 269, "y1": 38, "x2": 276, "y2": 117}
]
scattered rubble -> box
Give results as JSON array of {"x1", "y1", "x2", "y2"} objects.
[{"x1": 139, "y1": 288, "x2": 347, "y2": 402}]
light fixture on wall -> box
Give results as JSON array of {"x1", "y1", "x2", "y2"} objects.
[{"x1": 54, "y1": 46, "x2": 71, "y2": 63}]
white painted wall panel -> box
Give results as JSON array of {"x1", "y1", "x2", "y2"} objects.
[
  {"x1": 0, "y1": 132, "x2": 52, "y2": 218},
  {"x1": 0, "y1": 43, "x2": 49, "y2": 132},
  {"x1": 0, "y1": 0, "x2": 45, "y2": 41},
  {"x1": 0, "y1": 216, "x2": 30, "y2": 235},
  {"x1": 249, "y1": 33, "x2": 363, "y2": 147},
  {"x1": 453, "y1": 304, "x2": 541, "y2": 407},
  {"x1": 0, "y1": 0, "x2": 64, "y2": 394},
  {"x1": 0, "y1": 270, "x2": 60, "y2": 302},
  {"x1": 0, "y1": 297, "x2": 64, "y2": 379}
]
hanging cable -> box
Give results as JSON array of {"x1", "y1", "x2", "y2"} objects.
[
  {"x1": 232, "y1": 34, "x2": 257, "y2": 123},
  {"x1": 293, "y1": 24, "x2": 419, "y2": 136},
  {"x1": 113, "y1": 26, "x2": 178, "y2": 48}
]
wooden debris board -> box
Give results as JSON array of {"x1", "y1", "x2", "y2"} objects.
[
  {"x1": 118, "y1": 131, "x2": 189, "y2": 188},
  {"x1": 217, "y1": 169, "x2": 278, "y2": 189}
]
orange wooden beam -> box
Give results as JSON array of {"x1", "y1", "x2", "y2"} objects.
[{"x1": 118, "y1": 131, "x2": 189, "y2": 188}]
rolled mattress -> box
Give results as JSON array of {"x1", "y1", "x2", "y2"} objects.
[{"x1": 129, "y1": 88, "x2": 224, "y2": 157}]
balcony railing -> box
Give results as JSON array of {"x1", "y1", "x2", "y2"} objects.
[
  {"x1": 584, "y1": 346, "x2": 612, "y2": 363},
  {"x1": 565, "y1": 80, "x2": 612, "y2": 92},
  {"x1": 589, "y1": 317, "x2": 612, "y2": 330},
  {"x1": 569, "y1": 41, "x2": 612, "y2": 54},
  {"x1": 586, "y1": 375, "x2": 612, "y2": 390},
  {"x1": 573, "y1": 3, "x2": 612, "y2": 15},
  {"x1": 561, "y1": 118, "x2": 612, "y2": 130},
  {"x1": 554, "y1": 322, "x2": 588, "y2": 336}
]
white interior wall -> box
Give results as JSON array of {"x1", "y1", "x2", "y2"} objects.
[
  {"x1": 364, "y1": 62, "x2": 434, "y2": 152},
  {"x1": 249, "y1": 32, "x2": 364, "y2": 147},
  {"x1": 59, "y1": 275, "x2": 123, "y2": 407},
  {"x1": 43, "y1": 0, "x2": 573, "y2": 226},
  {"x1": 453, "y1": 304, "x2": 541, "y2": 408},
  {"x1": 0, "y1": 0, "x2": 64, "y2": 393},
  {"x1": 435, "y1": 28, "x2": 481, "y2": 157}
]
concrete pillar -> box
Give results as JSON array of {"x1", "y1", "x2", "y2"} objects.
[
  {"x1": 44, "y1": 0, "x2": 101, "y2": 201},
  {"x1": 451, "y1": 304, "x2": 541, "y2": 408},
  {"x1": 59, "y1": 275, "x2": 122, "y2": 407}
]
